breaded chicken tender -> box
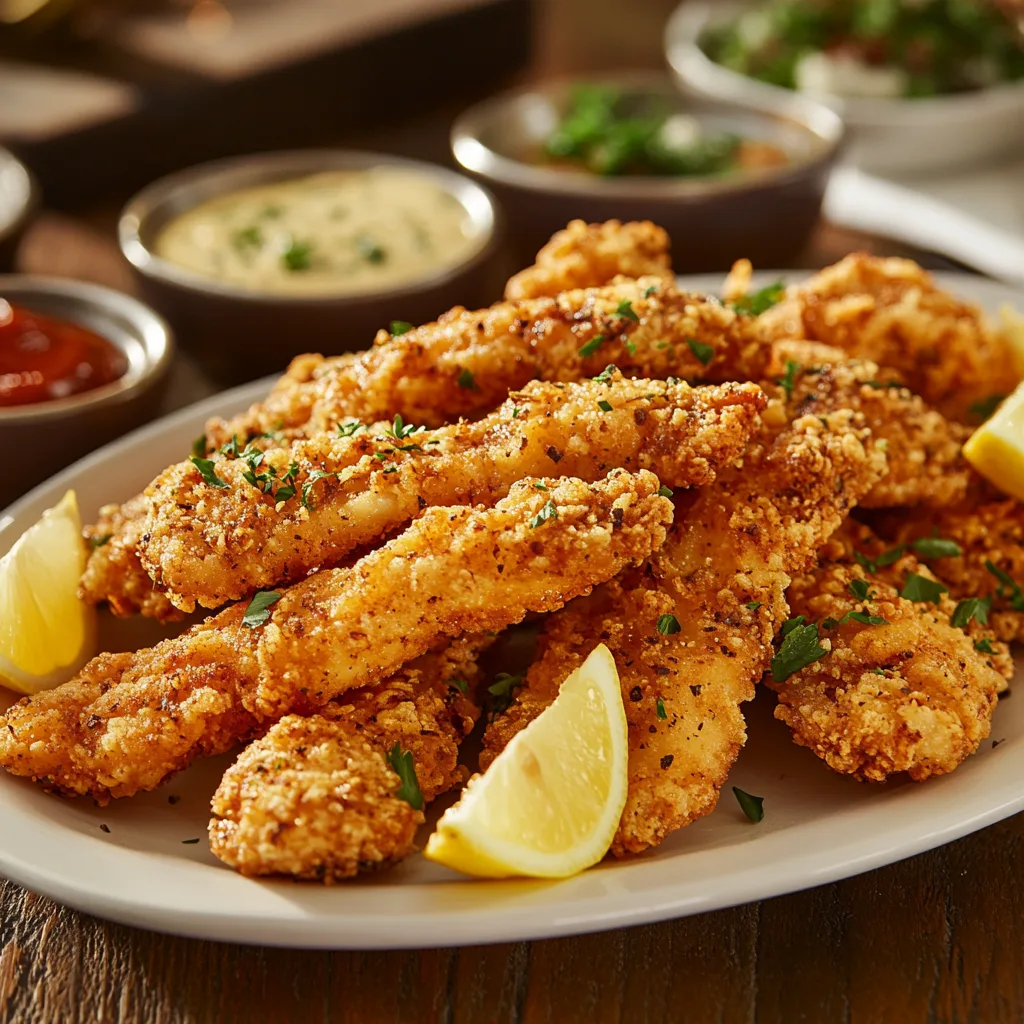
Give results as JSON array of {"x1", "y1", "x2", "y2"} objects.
[
  {"x1": 485, "y1": 395, "x2": 888, "y2": 855},
  {"x1": 204, "y1": 277, "x2": 769, "y2": 450},
  {"x1": 3, "y1": 472, "x2": 671, "y2": 800},
  {"x1": 209, "y1": 635, "x2": 491, "y2": 880},
  {"x1": 756, "y1": 253, "x2": 1020, "y2": 423},
  {"x1": 136, "y1": 375, "x2": 766, "y2": 611},
  {"x1": 504, "y1": 219, "x2": 673, "y2": 300},
  {"x1": 768, "y1": 342, "x2": 972, "y2": 508},
  {"x1": 209, "y1": 718, "x2": 422, "y2": 881},
  {"x1": 879, "y1": 480, "x2": 1024, "y2": 643},
  {"x1": 771, "y1": 526, "x2": 1010, "y2": 782}
]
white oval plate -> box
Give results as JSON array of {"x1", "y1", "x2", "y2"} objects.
[{"x1": 1, "y1": 272, "x2": 1021, "y2": 949}]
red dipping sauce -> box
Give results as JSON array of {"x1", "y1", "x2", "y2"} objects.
[{"x1": 0, "y1": 299, "x2": 128, "y2": 408}]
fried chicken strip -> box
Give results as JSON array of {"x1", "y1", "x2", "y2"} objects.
[
  {"x1": 3, "y1": 471, "x2": 671, "y2": 801},
  {"x1": 484, "y1": 396, "x2": 887, "y2": 855},
  {"x1": 136, "y1": 375, "x2": 766, "y2": 611},
  {"x1": 770, "y1": 523, "x2": 1011, "y2": 782},
  {"x1": 755, "y1": 253, "x2": 1020, "y2": 423},
  {"x1": 208, "y1": 635, "x2": 490, "y2": 880},
  {"x1": 769, "y1": 341, "x2": 972, "y2": 508},
  {"x1": 504, "y1": 219, "x2": 673, "y2": 300}
]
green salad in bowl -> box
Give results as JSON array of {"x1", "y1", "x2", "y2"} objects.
[{"x1": 702, "y1": 0, "x2": 1024, "y2": 99}]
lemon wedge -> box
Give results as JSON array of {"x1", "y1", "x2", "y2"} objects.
[
  {"x1": 424, "y1": 643, "x2": 628, "y2": 879},
  {"x1": 963, "y1": 380, "x2": 1024, "y2": 502},
  {"x1": 0, "y1": 490, "x2": 96, "y2": 695}
]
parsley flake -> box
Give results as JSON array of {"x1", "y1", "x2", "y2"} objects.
[
  {"x1": 657, "y1": 485, "x2": 674, "y2": 498},
  {"x1": 301, "y1": 469, "x2": 334, "y2": 509},
  {"x1": 90, "y1": 533, "x2": 112, "y2": 550},
  {"x1": 656, "y1": 697, "x2": 667, "y2": 720},
  {"x1": 337, "y1": 420, "x2": 365, "y2": 438},
  {"x1": 745, "y1": 601, "x2": 761, "y2": 611},
  {"x1": 593, "y1": 364, "x2": 617, "y2": 383},
  {"x1": 900, "y1": 573, "x2": 948, "y2": 604},
  {"x1": 985, "y1": 561, "x2": 1024, "y2": 611},
  {"x1": 385, "y1": 414, "x2": 423, "y2": 441},
  {"x1": 390, "y1": 320, "x2": 414, "y2": 336},
  {"x1": 951, "y1": 596, "x2": 992, "y2": 628},
  {"x1": 533, "y1": 482, "x2": 547, "y2": 490},
  {"x1": 281, "y1": 239, "x2": 313, "y2": 272},
  {"x1": 656, "y1": 614, "x2": 681, "y2": 635},
  {"x1": 733, "y1": 786, "x2": 764, "y2": 822},
  {"x1": 687, "y1": 338, "x2": 714, "y2": 366},
  {"x1": 598, "y1": 399, "x2": 613, "y2": 412},
  {"x1": 191, "y1": 433, "x2": 207, "y2": 458},
  {"x1": 488, "y1": 672, "x2": 524, "y2": 714},
  {"x1": 530, "y1": 499, "x2": 559, "y2": 529},
  {"x1": 846, "y1": 611, "x2": 888, "y2": 626},
  {"x1": 643, "y1": 285, "x2": 658, "y2": 298},
  {"x1": 385, "y1": 743, "x2": 423, "y2": 810},
  {"x1": 616, "y1": 299, "x2": 639, "y2": 322},
  {"x1": 777, "y1": 360, "x2": 800, "y2": 400},
  {"x1": 449, "y1": 678, "x2": 468, "y2": 693},
  {"x1": 771, "y1": 622, "x2": 827, "y2": 682},
  {"x1": 189, "y1": 456, "x2": 229, "y2": 489},
  {"x1": 579, "y1": 334, "x2": 607, "y2": 358},
  {"x1": 729, "y1": 281, "x2": 785, "y2": 316},
  {"x1": 456, "y1": 368, "x2": 478, "y2": 390},
  {"x1": 780, "y1": 615, "x2": 806, "y2": 636},
  {"x1": 242, "y1": 590, "x2": 282, "y2": 628},
  {"x1": 911, "y1": 537, "x2": 962, "y2": 559},
  {"x1": 231, "y1": 225, "x2": 263, "y2": 252},
  {"x1": 863, "y1": 380, "x2": 905, "y2": 390},
  {"x1": 975, "y1": 638, "x2": 997, "y2": 654},
  {"x1": 848, "y1": 579, "x2": 875, "y2": 602},
  {"x1": 355, "y1": 235, "x2": 386, "y2": 264}
]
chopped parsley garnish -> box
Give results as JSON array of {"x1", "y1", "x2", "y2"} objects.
[
  {"x1": 656, "y1": 614, "x2": 681, "y2": 635},
  {"x1": 385, "y1": 744, "x2": 423, "y2": 810},
  {"x1": 579, "y1": 334, "x2": 607, "y2": 358},
  {"x1": 969, "y1": 394, "x2": 1006, "y2": 422},
  {"x1": 530, "y1": 499, "x2": 559, "y2": 529},
  {"x1": 597, "y1": 399, "x2": 613, "y2": 413},
  {"x1": 848, "y1": 579, "x2": 875, "y2": 602},
  {"x1": 390, "y1": 320, "x2": 414, "y2": 336},
  {"x1": 337, "y1": 420, "x2": 365, "y2": 438},
  {"x1": 449, "y1": 678, "x2": 468, "y2": 693},
  {"x1": 488, "y1": 672, "x2": 524, "y2": 714},
  {"x1": 951, "y1": 596, "x2": 992, "y2": 628},
  {"x1": 355, "y1": 235, "x2": 386, "y2": 264},
  {"x1": 656, "y1": 697, "x2": 667, "y2": 720},
  {"x1": 301, "y1": 469, "x2": 334, "y2": 510},
  {"x1": 846, "y1": 611, "x2": 888, "y2": 626},
  {"x1": 385, "y1": 414, "x2": 423, "y2": 441},
  {"x1": 870, "y1": 668, "x2": 887, "y2": 676},
  {"x1": 643, "y1": 285, "x2": 658, "y2": 298},
  {"x1": 191, "y1": 433, "x2": 207, "y2": 458},
  {"x1": 780, "y1": 615, "x2": 806, "y2": 636},
  {"x1": 511, "y1": 406, "x2": 522, "y2": 419},
  {"x1": 218, "y1": 435, "x2": 243, "y2": 458},
  {"x1": 732, "y1": 786, "x2": 764, "y2": 823},
  {"x1": 242, "y1": 590, "x2": 282, "y2": 628},
  {"x1": 911, "y1": 536, "x2": 962, "y2": 559},
  {"x1": 533, "y1": 482, "x2": 547, "y2": 490},
  {"x1": 615, "y1": 299, "x2": 639, "y2": 322},
  {"x1": 456, "y1": 368, "x2": 478, "y2": 390},
  {"x1": 771, "y1": 622, "x2": 827, "y2": 682},
  {"x1": 729, "y1": 281, "x2": 785, "y2": 317},
  {"x1": 281, "y1": 239, "x2": 313, "y2": 272},
  {"x1": 777, "y1": 359, "x2": 800, "y2": 400},
  {"x1": 657, "y1": 485, "x2": 674, "y2": 498},
  {"x1": 90, "y1": 533, "x2": 112, "y2": 550},
  {"x1": 272, "y1": 462, "x2": 300, "y2": 503},
  {"x1": 231, "y1": 225, "x2": 263, "y2": 251},
  {"x1": 189, "y1": 455, "x2": 229, "y2": 489},
  {"x1": 854, "y1": 547, "x2": 904, "y2": 573},
  {"x1": 863, "y1": 380, "x2": 905, "y2": 390},
  {"x1": 745, "y1": 601, "x2": 761, "y2": 611},
  {"x1": 593, "y1": 363, "x2": 617, "y2": 383},
  {"x1": 975, "y1": 638, "x2": 997, "y2": 654},
  {"x1": 985, "y1": 561, "x2": 1024, "y2": 611},
  {"x1": 687, "y1": 338, "x2": 714, "y2": 366},
  {"x1": 900, "y1": 572, "x2": 948, "y2": 604}
]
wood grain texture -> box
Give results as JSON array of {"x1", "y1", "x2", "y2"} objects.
[{"x1": 2, "y1": 816, "x2": 1023, "y2": 1023}]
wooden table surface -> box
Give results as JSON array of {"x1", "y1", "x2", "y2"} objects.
[{"x1": 4, "y1": 3, "x2": 1024, "y2": 1021}]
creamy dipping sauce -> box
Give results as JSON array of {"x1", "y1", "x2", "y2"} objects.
[{"x1": 154, "y1": 168, "x2": 480, "y2": 296}]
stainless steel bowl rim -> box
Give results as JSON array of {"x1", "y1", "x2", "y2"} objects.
[
  {"x1": 666, "y1": 1, "x2": 1024, "y2": 125},
  {"x1": 0, "y1": 276, "x2": 174, "y2": 425},
  {"x1": 120, "y1": 149, "x2": 499, "y2": 306},
  {"x1": 450, "y1": 71, "x2": 843, "y2": 200}
]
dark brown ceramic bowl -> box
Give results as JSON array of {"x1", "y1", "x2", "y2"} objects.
[
  {"x1": 451, "y1": 74, "x2": 843, "y2": 273},
  {"x1": 0, "y1": 277, "x2": 173, "y2": 510},
  {"x1": 0, "y1": 148, "x2": 37, "y2": 272},
  {"x1": 120, "y1": 150, "x2": 501, "y2": 385}
]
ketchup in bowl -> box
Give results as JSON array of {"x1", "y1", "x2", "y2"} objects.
[{"x1": 0, "y1": 299, "x2": 128, "y2": 408}]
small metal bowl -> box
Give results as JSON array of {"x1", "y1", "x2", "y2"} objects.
[
  {"x1": 120, "y1": 150, "x2": 501, "y2": 384},
  {"x1": 451, "y1": 73, "x2": 843, "y2": 272},
  {"x1": 0, "y1": 148, "x2": 38, "y2": 272},
  {"x1": 0, "y1": 277, "x2": 173, "y2": 510}
]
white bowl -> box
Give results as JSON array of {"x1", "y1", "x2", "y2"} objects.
[{"x1": 665, "y1": 1, "x2": 1024, "y2": 175}]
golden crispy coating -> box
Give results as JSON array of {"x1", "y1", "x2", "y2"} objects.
[
  {"x1": 772, "y1": 534, "x2": 1010, "y2": 783},
  {"x1": 209, "y1": 718, "x2": 422, "y2": 881},
  {"x1": 768, "y1": 342, "x2": 972, "y2": 509},
  {"x1": 504, "y1": 219, "x2": 673, "y2": 300},
  {"x1": 758, "y1": 253, "x2": 1020, "y2": 423},
  {"x1": 204, "y1": 277, "x2": 769, "y2": 449},
  {"x1": 209, "y1": 634, "x2": 491, "y2": 881},
  {"x1": 879, "y1": 483, "x2": 1024, "y2": 642},
  {"x1": 136, "y1": 375, "x2": 766, "y2": 611},
  {"x1": 485, "y1": 397, "x2": 888, "y2": 855},
  {"x1": 4, "y1": 473, "x2": 670, "y2": 801},
  {"x1": 81, "y1": 495, "x2": 183, "y2": 622}
]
